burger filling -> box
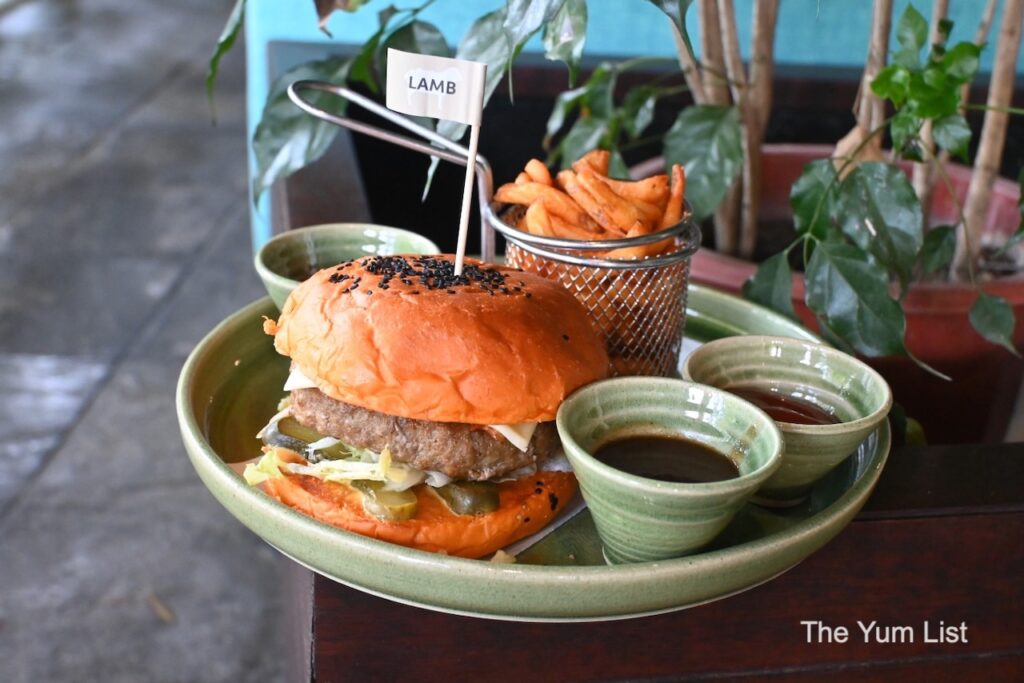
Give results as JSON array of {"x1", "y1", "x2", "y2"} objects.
[
  {"x1": 243, "y1": 379, "x2": 567, "y2": 523},
  {"x1": 288, "y1": 387, "x2": 559, "y2": 481}
]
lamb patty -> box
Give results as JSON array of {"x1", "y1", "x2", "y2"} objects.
[{"x1": 289, "y1": 387, "x2": 560, "y2": 481}]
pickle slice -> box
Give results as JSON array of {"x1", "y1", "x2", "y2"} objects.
[
  {"x1": 352, "y1": 480, "x2": 418, "y2": 521},
  {"x1": 260, "y1": 418, "x2": 308, "y2": 454},
  {"x1": 277, "y1": 417, "x2": 326, "y2": 444},
  {"x1": 432, "y1": 481, "x2": 500, "y2": 516},
  {"x1": 261, "y1": 418, "x2": 351, "y2": 461}
]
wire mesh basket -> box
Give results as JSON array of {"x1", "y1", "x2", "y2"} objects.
[
  {"x1": 490, "y1": 208, "x2": 699, "y2": 377},
  {"x1": 287, "y1": 81, "x2": 701, "y2": 377}
]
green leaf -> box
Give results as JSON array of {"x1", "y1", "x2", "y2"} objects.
[
  {"x1": 804, "y1": 240, "x2": 908, "y2": 358},
  {"x1": 663, "y1": 105, "x2": 743, "y2": 221},
  {"x1": 544, "y1": 85, "x2": 588, "y2": 145},
  {"x1": 790, "y1": 160, "x2": 839, "y2": 240},
  {"x1": 890, "y1": 109, "x2": 922, "y2": 156},
  {"x1": 542, "y1": 0, "x2": 587, "y2": 85},
  {"x1": 557, "y1": 117, "x2": 609, "y2": 169},
  {"x1": 504, "y1": 0, "x2": 567, "y2": 51},
  {"x1": 936, "y1": 18, "x2": 954, "y2": 46},
  {"x1": 583, "y1": 62, "x2": 616, "y2": 119},
  {"x1": 896, "y1": 4, "x2": 928, "y2": 54},
  {"x1": 645, "y1": 0, "x2": 695, "y2": 53},
  {"x1": 970, "y1": 293, "x2": 1019, "y2": 355},
  {"x1": 252, "y1": 57, "x2": 352, "y2": 202},
  {"x1": 918, "y1": 225, "x2": 956, "y2": 274},
  {"x1": 837, "y1": 162, "x2": 924, "y2": 290},
  {"x1": 608, "y1": 148, "x2": 630, "y2": 179},
  {"x1": 908, "y1": 70, "x2": 959, "y2": 119},
  {"x1": 382, "y1": 19, "x2": 448, "y2": 62},
  {"x1": 892, "y1": 46, "x2": 920, "y2": 70},
  {"x1": 435, "y1": 7, "x2": 517, "y2": 146},
  {"x1": 349, "y1": 5, "x2": 406, "y2": 93},
  {"x1": 743, "y1": 252, "x2": 797, "y2": 321},
  {"x1": 943, "y1": 42, "x2": 982, "y2": 84},
  {"x1": 206, "y1": 0, "x2": 246, "y2": 118},
  {"x1": 871, "y1": 65, "x2": 911, "y2": 106},
  {"x1": 621, "y1": 86, "x2": 657, "y2": 139},
  {"x1": 932, "y1": 113, "x2": 971, "y2": 160}
]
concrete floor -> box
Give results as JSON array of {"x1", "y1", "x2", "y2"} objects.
[{"x1": 0, "y1": 1, "x2": 289, "y2": 681}]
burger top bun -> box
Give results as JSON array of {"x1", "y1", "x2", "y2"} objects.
[{"x1": 267, "y1": 255, "x2": 610, "y2": 425}]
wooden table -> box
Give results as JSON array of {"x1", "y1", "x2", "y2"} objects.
[{"x1": 276, "y1": 130, "x2": 1024, "y2": 682}]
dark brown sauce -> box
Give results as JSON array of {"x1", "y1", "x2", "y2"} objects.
[
  {"x1": 592, "y1": 435, "x2": 740, "y2": 483},
  {"x1": 728, "y1": 386, "x2": 839, "y2": 426}
]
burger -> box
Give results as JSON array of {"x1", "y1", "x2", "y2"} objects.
[{"x1": 244, "y1": 254, "x2": 609, "y2": 559}]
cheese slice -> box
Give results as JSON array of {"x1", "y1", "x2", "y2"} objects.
[
  {"x1": 283, "y1": 368, "x2": 537, "y2": 452},
  {"x1": 284, "y1": 367, "x2": 318, "y2": 391},
  {"x1": 488, "y1": 422, "x2": 538, "y2": 453}
]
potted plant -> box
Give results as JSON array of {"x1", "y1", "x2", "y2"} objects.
[{"x1": 208, "y1": 0, "x2": 1024, "y2": 443}]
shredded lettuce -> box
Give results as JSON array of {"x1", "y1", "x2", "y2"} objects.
[
  {"x1": 243, "y1": 449, "x2": 288, "y2": 485},
  {"x1": 288, "y1": 446, "x2": 426, "y2": 491}
]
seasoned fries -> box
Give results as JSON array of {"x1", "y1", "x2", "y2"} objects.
[{"x1": 497, "y1": 152, "x2": 687, "y2": 261}]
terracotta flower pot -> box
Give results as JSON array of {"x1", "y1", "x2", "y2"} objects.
[{"x1": 680, "y1": 144, "x2": 1024, "y2": 444}]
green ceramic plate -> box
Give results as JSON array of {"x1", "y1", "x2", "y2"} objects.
[{"x1": 176, "y1": 284, "x2": 889, "y2": 621}]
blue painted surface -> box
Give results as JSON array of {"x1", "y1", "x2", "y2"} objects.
[{"x1": 245, "y1": 0, "x2": 1022, "y2": 248}]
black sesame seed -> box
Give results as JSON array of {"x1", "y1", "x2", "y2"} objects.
[
  {"x1": 548, "y1": 493, "x2": 559, "y2": 510},
  {"x1": 534, "y1": 488, "x2": 543, "y2": 494},
  {"x1": 525, "y1": 293, "x2": 533, "y2": 298},
  {"x1": 562, "y1": 334, "x2": 569, "y2": 341},
  {"x1": 524, "y1": 517, "x2": 531, "y2": 523}
]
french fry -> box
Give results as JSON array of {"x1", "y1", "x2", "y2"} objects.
[
  {"x1": 659, "y1": 164, "x2": 686, "y2": 229},
  {"x1": 557, "y1": 170, "x2": 626, "y2": 235},
  {"x1": 605, "y1": 224, "x2": 673, "y2": 260},
  {"x1": 499, "y1": 151, "x2": 686, "y2": 258},
  {"x1": 524, "y1": 201, "x2": 555, "y2": 236},
  {"x1": 575, "y1": 168, "x2": 658, "y2": 233},
  {"x1": 596, "y1": 174, "x2": 670, "y2": 213},
  {"x1": 546, "y1": 207, "x2": 605, "y2": 240},
  {"x1": 524, "y1": 159, "x2": 553, "y2": 186},
  {"x1": 496, "y1": 181, "x2": 602, "y2": 234},
  {"x1": 572, "y1": 149, "x2": 610, "y2": 176},
  {"x1": 494, "y1": 182, "x2": 556, "y2": 206}
]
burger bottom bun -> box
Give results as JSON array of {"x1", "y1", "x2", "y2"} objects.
[{"x1": 262, "y1": 465, "x2": 577, "y2": 559}]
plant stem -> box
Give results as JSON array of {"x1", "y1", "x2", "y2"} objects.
[
  {"x1": 716, "y1": 0, "x2": 748, "y2": 104},
  {"x1": 699, "y1": 0, "x2": 730, "y2": 106},
  {"x1": 953, "y1": 0, "x2": 1024, "y2": 278},
  {"x1": 857, "y1": 0, "x2": 893, "y2": 131},
  {"x1": 925, "y1": 0, "x2": 995, "y2": 233},
  {"x1": 738, "y1": 0, "x2": 779, "y2": 260},
  {"x1": 913, "y1": 0, "x2": 949, "y2": 229},
  {"x1": 715, "y1": 0, "x2": 748, "y2": 257},
  {"x1": 966, "y1": 103, "x2": 1024, "y2": 116},
  {"x1": 700, "y1": 0, "x2": 739, "y2": 253},
  {"x1": 669, "y1": 18, "x2": 707, "y2": 105},
  {"x1": 933, "y1": 149, "x2": 978, "y2": 286}
]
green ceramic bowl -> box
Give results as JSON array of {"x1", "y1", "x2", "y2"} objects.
[
  {"x1": 556, "y1": 377, "x2": 784, "y2": 564},
  {"x1": 683, "y1": 335, "x2": 892, "y2": 506},
  {"x1": 177, "y1": 295, "x2": 891, "y2": 621},
  {"x1": 254, "y1": 223, "x2": 439, "y2": 309}
]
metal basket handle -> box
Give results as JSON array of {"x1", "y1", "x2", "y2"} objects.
[{"x1": 287, "y1": 80, "x2": 497, "y2": 259}]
